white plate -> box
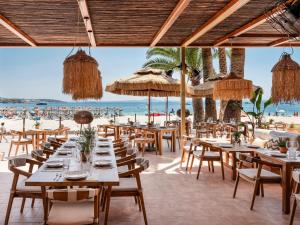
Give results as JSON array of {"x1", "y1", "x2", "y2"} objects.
[
  {"x1": 46, "y1": 161, "x2": 63, "y2": 168},
  {"x1": 270, "y1": 152, "x2": 287, "y2": 158},
  {"x1": 69, "y1": 137, "x2": 79, "y2": 142},
  {"x1": 57, "y1": 150, "x2": 72, "y2": 155},
  {"x1": 246, "y1": 144, "x2": 260, "y2": 149},
  {"x1": 94, "y1": 160, "x2": 112, "y2": 167},
  {"x1": 98, "y1": 138, "x2": 109, "y2": 142},
  {"x1": 64, "y1": 171, "x2": 88, "y2": 180},
  {"x1": 219, "y1": 144, "x2": 233, "y2": 148},
  {"x1": 98, "y1": 143, "x2": 110, "y2": 148},
  {"x1": 64, "y1": 144, "x2": 76, "y2": 148},
  {"x1": 95, "y1": 149, "x2": 110, "y2": 155}
]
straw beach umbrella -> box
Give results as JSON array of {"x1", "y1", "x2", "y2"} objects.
[
  {"x1": 105, "y1": 68, "x2": 181, "y2": 124},
  {"x1": 271, "y1": 53, "x2": 300, "y2": 104}
]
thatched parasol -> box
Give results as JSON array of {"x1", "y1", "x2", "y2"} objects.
[
  {"x1": 213, "y1": 72, "x2": 253, "y2": 100},
  {"x1": 63, "y1": 49, "x2": 102, "y2": 100},
  {"x1": 105, "y1": 68, "x2": 181, "y2": 123},
  {"x1": 271, "y1": 53, "x2": 300, "y2": 104}
]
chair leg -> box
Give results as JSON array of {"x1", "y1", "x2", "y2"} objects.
[
  {"x1": 196, "y1": 160, "x2": 203, "y2": 180},
  {"x1": 8, "y1": 142, "x2": 13, "y2": 157},
  {"x1": 104, "y1": 187, "x2": 112, "y2": 225},
  {"x1": 250, "y1": 180, "x2": 260, "y2": 210},
  {"x1": 20, "y1": 197, "x2": 26, "y2": 213},
  {"x1": 4, "y1": 193, "x2": 14, "y2": 225},
  {"x1": 185, "y1": 153, "x2": 191, "y2": 171},
  {"x1": 25, "y1": 144, "x2": 29, "y2": 155},
  {"x1": 220, "y1": 159, "x2": 225, "y2": 180},
  {"x1": 137, "y1": 196, "x2": 142, "y2": 211},
  {"x1": 208, "y1": 161, "x2": 211, "y2": 172},
  {"x1": 233, "y1": 174, "x2": 240, "y2": 198},
  {"x1": 15, "y1": 144, "x2": 20, "y2": 156},
  {"x1": 289, "y1": 197, "x2": 297, "y2": 225},
  {"x1": 31, "y1": 198, "x2": 35, "y2": 208},
  {"x1": 142, "y1": 144, "x2": 145, "y2": 157},
  {"x1": 211, "y1": 161, "x2": 214, "y2": 173},
  {"x1": 139, "y1": 193, "x2": 148, "y2": 225},
  {"x1": 189, "y1": 155, "x2": 195, "y2": 173},
  {"x1": 180, "y1": 150, "x2": 185, "y2": 167},
  {"x1": 260, "y1": 183, "x2": 264, "y2": 197}
]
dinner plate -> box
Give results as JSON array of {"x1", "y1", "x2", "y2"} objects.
[
  {"x1": 64, "y1": 171, "x2": 88, "y2": 180},
  {"x1": 46, "y1": 160, "x2": 64, "y2": 168},
  {"x1": 57, "y1": 150, "x2": 72, "y2": 155},
  {"x1": 246, "y1": 144, "x2": 260, "y2": 149},
  {"x1": 94, "y1": 160, "x2": 112, "y2": 167},
  {"x1": 69, "y1": 137, "x2": 79, "y2": 142},
  {"x1": 219, "y1": 144, "x2": 233, "y2": 148},
  {"x1": 98, "y1": 138, "x2": 109, "y2": 142},
  {"x1": 95, "y1": 149, "x2": 110, "y2": 155},
  {"x1": 64, "y1": 143, "x2": 76, "y2": 148},
  {"x1": 270, "y1": 152, "x2": 287, "y2": 158},
  {"x1": 98, "y1": 143, "x2": 110, "y2": 148}
]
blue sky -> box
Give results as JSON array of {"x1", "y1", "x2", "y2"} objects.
[{"x1": 0, "y1": 47, "x2": 299, "y2": 101}]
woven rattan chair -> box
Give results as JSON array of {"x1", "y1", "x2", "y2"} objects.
[
  {"x1": 290, "y1": 170, "x2": 300, "y2": 225},
  {"x1": 45, "y1": 188, "x2": 99, "y2": 225},
  {"x1": 102, "y1": 159, "x2": 149, "y2": 225},
  {"x1": 189, "y1": 141, "x2": 224, "y2": 180},
  {"x1": 233, "y1": 154, "x2": 282, "y2": 210},
  {"x1": 5, "y1": 158, "x2": 43, "y2": 225}
]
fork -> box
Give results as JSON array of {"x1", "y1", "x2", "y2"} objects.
[{"x1": 53, "y1": 173, "x2": 59, "y2": 181}]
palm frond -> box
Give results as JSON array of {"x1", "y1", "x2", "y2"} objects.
[
  {"x1": 146, "y1": 48, "x2": 180, "y2": 61},
  {"x1": 143, "y1": 58, "x2": 178, "y2": 71}
]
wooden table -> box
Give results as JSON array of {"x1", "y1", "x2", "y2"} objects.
[
  {"x1": 255, "y1": 149, "x2": 300, "y2": 214},
  {"x1": 26, "y1": 139, "x2": 119, "y2": 225},
  {"x1": 26, "y1": 129, "x2": 54, "y2": 149}
]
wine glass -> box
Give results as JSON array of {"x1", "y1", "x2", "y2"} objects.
[{"x1": 286, "y1": 140, "x2": 299, "y2": 159}]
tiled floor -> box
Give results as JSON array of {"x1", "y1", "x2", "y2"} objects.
[{"x1": 0, "y1": 139, "x2": 299, "y2": 225}]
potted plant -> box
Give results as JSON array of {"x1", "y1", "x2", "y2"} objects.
[
  {"x1": 109, "y1": 119, "x2": 114, "y2": 124},
  {"x1": 276, "y1": 138, "x2": 288, "y2": 153},
  {"x1": 79, "y1": 127, "x2": 96, "y2": 162},
  {"x1": 232, "y1": 131, "x2": 242, "y2": 145},
  {"x1": 34, "y1": 119, "x2": 41, "y2": 129}
]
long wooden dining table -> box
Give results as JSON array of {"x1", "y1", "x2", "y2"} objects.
[{"x1": 25, "y1": 138, "x2": 119, "y2": 225}]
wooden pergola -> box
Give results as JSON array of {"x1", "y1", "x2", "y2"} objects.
[{"x1": 1, "y1": 0, "x2": 299, "y2": 148}]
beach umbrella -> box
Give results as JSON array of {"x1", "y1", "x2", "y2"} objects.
[
  {"x1": 105, "y1": 68, "x2": 181, "y2": 124},
  {"x1": 271, "y1": 53, "x2": 300, "y2": 104},
  {"x1": 63, "y1": 49, "x2": 103, "y2": 100}
]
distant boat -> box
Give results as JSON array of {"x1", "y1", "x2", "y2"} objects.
[
  {"x1": 36, "y1": 102, "x2": 47, "y2": 106},
  {"x1": 186, "y1": 102, "x2": 191, "y2": 105}
]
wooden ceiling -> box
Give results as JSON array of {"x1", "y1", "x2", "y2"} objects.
[{"x1": 0, "y1": 0, "x2": 299, "y2": 47}]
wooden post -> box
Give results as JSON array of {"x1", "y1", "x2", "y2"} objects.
[
  {"x1": 180, "y1": 47, "x2": 186, "y2": 153},
  {"x1": 148, "y1": 90, "x2": 151, "y2": 124},
  {"x1": 165, "y1": 96, "x2": 169, "y2": 123}
]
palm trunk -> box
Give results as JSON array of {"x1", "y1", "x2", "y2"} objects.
[
  {"x1": 218, "y1": 48, "x2": 228, "y2": 121},
  {"x1": 202, "y1": 48, "x2": 217, "y2": 121},
  {"x1": 191, "y1": 77, "x2": 204, "y2": 126},
  {"x1": 223, "y1": 48, "x2": 245, "y2": 122}
]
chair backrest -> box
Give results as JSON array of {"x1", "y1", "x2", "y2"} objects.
[
  {"x1": 293, "y1": 170, "x2": 300, "y2": 184},
  {"x1": 9, "y1": 157, "x2": 26, "y2": 168},
  {"x1": 46, "y1": 188, "x2": 98, "y2": 202},
  {"x1": 31, "y1": 150, "x2": 47, "y2": 162}
]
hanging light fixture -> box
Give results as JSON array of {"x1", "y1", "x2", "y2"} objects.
[
  {"x1": 74, "y1": 110, "x2": 94, "y2": 124},
  {"x1": 271, "y1": 52, "x2": 300, "y2": 103},
  {"x1": 213, "y1": 72, "x2": 253, "y2": 101}
]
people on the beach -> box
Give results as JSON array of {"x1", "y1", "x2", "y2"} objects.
[{"x1": 0, "y1": 122, "x2": 8, "y2": 143}]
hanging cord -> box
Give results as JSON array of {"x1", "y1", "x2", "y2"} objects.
[{"x1": 66, "y1": 5, "x2": 80, "y2": 58}]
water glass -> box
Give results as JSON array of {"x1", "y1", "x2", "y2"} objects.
[{"x1": 287, "y1": 140, "x2": 298, "y2": 159}]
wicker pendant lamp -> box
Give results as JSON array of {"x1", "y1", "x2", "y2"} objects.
[
  {"x1": 63, "y1": 49, "x2": 103, "y2": 100},
  {"x1": 213, "y1": 72, "x2": 252, "y2": 100},
  {"x1": 74, "y1": 110, "x2": 94, "y2": 124},
  {"x1": 271, "y1": 53, "x2": 300, "y2": 104}
]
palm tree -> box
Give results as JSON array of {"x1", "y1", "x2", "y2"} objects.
[
  {"x1": 202, "y1": 48, "x2": 217, "y2": 121},
  {"x1": 223, "y1": 48, "x2": 245, "y2": 122},
  {"x1": 143, "y1": 48, "x2": 204, "y2": 124},
  {"x1": 218, "y1": 48, "x2": 228, "y2": 121}
]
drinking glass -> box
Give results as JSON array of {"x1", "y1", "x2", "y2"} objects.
[{"x1": 287, "y1": 140, "x2": 298, "y2": 159}]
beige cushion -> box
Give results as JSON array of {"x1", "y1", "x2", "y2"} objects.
[
  {"x1": 17, "y1": 177, "x2": 41, "y2": 192},
  {"x1": 295, "y1": 194, "x2": 300, "y2": 202},
  {"x1": 193, "y1": 150, "x2": 220, "y2": 159},
  {"x1": 293, "y1": 170, "x2": 300, "y2": 183},
  {"x1": 238, "y1": 168, "x2": 281, "y2": 180},
  {"x1": 47, "y1": 201, "x2": 94, "y2": 225},
  {"x1": 112, "y1": 178, "x2": 138, "y2": 192}
]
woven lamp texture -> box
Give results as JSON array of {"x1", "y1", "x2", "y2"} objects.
[
  {"x1": 213, "y1": 72, "x2": 253, "y2": 100},
  {"x1": 74, "y1": 110, "x2": 94, "y2": 124},
  {"x1": 63, "y1": 50, "x2": 102, "y2": 100},
  {"x1": 271, "y1": 53, "x2": 300, "y2": 103}
]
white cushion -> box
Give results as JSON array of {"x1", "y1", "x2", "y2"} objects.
[
  {"x1": 47, "y1": 201, "x2": 94, "y2": 225},
  {"x1": 17, "y1": 177, "x2": 41, "y2": 192},
  {"x1": 238, "y1": 168, "x2": 281, "y2": 180}
]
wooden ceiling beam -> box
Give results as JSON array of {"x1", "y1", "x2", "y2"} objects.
[
  {"x1": 77, "y1": 0, "x2": 96, "y2": 47},
  {"x1": 150, "y1": 0, "x2": 191, "y2": 47},
  {"x1": 239, "y1": 33, "x2": 295, "y2": 38},
  {"x1": 181, "y1": 0, "x2": 250, "y2": 47},
  {"x1": 269, "y1": 37, "x2": 291, "y2": 46},
  {"x1": 214, "y1": 0, "x2": 293, "y2": 46},
  {"x1": 0, "y1": 14, "x2": 36, "y2": 46}
]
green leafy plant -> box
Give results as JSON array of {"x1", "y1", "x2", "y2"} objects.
[
  {"x1": 80, "y1": 126, "x2": 96, "y2": 153},
  {"x1": 233, "y1": 131, "x2": 242, "y2": 142},
  {"x1": 275, "y1": 138, "x2": 288, "y2": 148}
]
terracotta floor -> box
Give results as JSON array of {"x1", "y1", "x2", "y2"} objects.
[{"x1": 0, "y1": 140, "x2": 300, "y2": 225}]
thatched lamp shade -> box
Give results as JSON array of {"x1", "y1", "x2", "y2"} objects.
[
  {"x1": 74, "y1": 110, "x2": 93, "y2": 124},
  {"x1": 63, "y1": 50, "x2": 102, "y2": 100},
  {"x1": 213, "y1": 72, "x2": 252, "y2": 100},
  {"x1": 271, "y1": 53, "x2": 300, "y2": 104}
]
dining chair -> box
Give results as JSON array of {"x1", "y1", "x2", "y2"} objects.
[
  {"x1": 289, "y1": 170, "x2": 300, "y2": 225},
  {"x1": 31, "y1": 149, "x2": 48, "y2": 162},
  {"x1": 233, "y1": 154, "x2": 282, "y2": 210},
  {"x1": 45, "y1": 188, "x2": 100, "y2": 225},
  {"x1": 8, "y1": 130, "x2": 34, "y2": 157},
  {"x1": 179, "y1": 135, "x2": 194, "y2": 168},
  {"x1": 189, "y1": 141, "x2": 225, "y2": 180},
  {"x1": 5, "y1": 158, "x2": 43, "y2": 225},
  {"x1": 134, "y1": 129, "x2": 158, "y2": 156},
  {"x1": 102, "y1": 159, "x2": 149, "y2": 225},
  {"x1": 54, "y1": 127, "x2": 70, "y2": 142}
]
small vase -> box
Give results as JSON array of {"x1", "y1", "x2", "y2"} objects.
[{"x1": 279, "y1": 147, "x2": 288, "y2": 154}]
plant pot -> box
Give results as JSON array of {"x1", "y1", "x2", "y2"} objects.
[
  {"x1": 279, "y1": 147, "x2": 288, "y2": 154},
  {"x1": 35, "y1": 125, "x2": 40, "y2": 129},
  {"x1": 80, "y1": 152, "x2": 88, "y2": 162}
]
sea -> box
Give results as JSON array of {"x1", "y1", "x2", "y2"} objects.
[{"x1": 1, "y1": 100, "x2": 300, "y2": 117}]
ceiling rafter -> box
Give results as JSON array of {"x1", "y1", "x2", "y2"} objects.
[
  {"x1": 0, "y1": 14, "x2": 36, "y2": 46},
  {"x1": 213, "y1": 0, "x2": 293, "y2": 46},
  {"x1": 77, "y1": 0, "x2": 96, "y2": 47},
  {"x1": 181, "y1": 0, "x2": 250, "y2": 47},
  {"x1": 150, "y1": 0, "x2": 191, "y2": 47},
  {"x1": 269, "y1": 37, "x2": 291, "y2": 46}
]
